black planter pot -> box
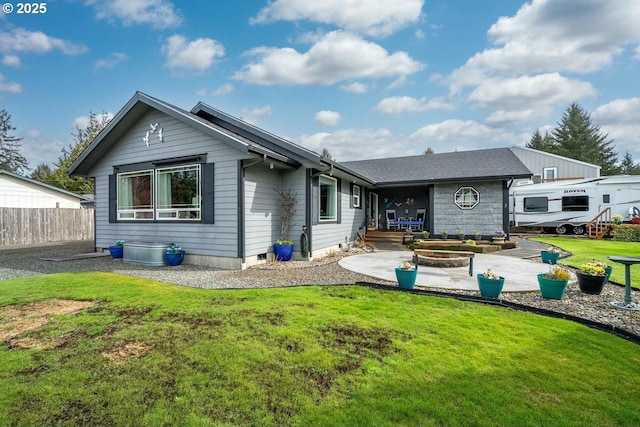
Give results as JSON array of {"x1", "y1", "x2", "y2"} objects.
[{"x1": 576, "y1": 272, "x2": 607, "y2": 295}]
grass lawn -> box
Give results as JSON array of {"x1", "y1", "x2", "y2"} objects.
[
  {"x1": 530, "y1": 237, "x2": 640, "y2": 289},
  {"x1": 1, "y1": 272, "x2": 640, "y2": 427}
]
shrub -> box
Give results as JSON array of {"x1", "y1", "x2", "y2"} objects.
[{"x1": 614, "y1": 225, "x2": 640, "y2": 242}]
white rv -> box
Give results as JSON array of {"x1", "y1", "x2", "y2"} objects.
[{"x1": 510, "y1": 175, "x2": 640, "y2": 234}]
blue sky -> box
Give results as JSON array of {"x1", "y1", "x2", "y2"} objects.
[{"x1": 2, "y1": 0, "x2": 640, "y2": 169}]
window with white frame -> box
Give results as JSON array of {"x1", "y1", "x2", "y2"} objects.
[
  {"x1": 319, "y1": 175, "x2": 337, "y2": 221},
  {"x1": 454, "y1": 186, "x2": 479, "y2": 209},
  {"x1": 351, "y1": 184, "x2": 361, "y2": 208},
  {"x1": 543, "y1": 167, "x2": 557, "y2": 181},
  {"x1": 117, "y1": 164, "x2": 201, "y2": 220}
]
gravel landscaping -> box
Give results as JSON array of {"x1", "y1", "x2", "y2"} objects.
[{"x1": 1, "y1": 240, "x2": 639, "y2": 340}]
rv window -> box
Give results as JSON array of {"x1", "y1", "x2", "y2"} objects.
[
  {"x1": 524, "y1": 197, "x2": 548, "y2": 212},
  {"x1": 603, "y1": 194, "x2": 610, "y2": 203},
  {"x1": 562, "y1": 196, "x2": 589, "y2": 212}
]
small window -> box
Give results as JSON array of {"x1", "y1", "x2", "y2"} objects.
[
  {"x1": 524, "y1": 197, "x2": 548, "y2": 212},
  {"x1": 603, "y1": 194, "x2": 610, "y2": 204},
  {"x1": 319, "y1": 175, "x2": 337, "y2": 221},
  {"x1": 351, "y1": 184, "x2": 361, "y2": 208},
  {"x1": 454, "y1": 186, "x2": 479, "y2": 209},
  {"x1": 562, "y1": 196, "x2": 589, "y2": 211},
  {"x1": 543, "y1": 167, "x2": 557, "y2": 180}
]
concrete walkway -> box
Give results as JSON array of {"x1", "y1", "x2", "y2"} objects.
[{"x1": 339, "y1": 246, "x2": 571, "y2": 292}]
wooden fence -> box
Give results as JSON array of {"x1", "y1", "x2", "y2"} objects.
[{"x1": 0, "y1": 208, "x2": 94, "y2": 246}]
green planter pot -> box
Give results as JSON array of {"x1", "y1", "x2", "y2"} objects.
[
  {"x1": 540, "y1": 251, "x2": 560, "y2": 265},
  {"x1": 477, "y1": 274, "x2": 505, "y2": 299},
  {"x1": 537, "y1": 273, "x2": 568, "y2": 300},
  {"x1": 576, "y1": 271, "x2": 607, "y2": 295},
  {"x1": 604, "y1": 266, "x2": 613, "y2": 284},
  {"x1": 395, "y1": 267, "x2": 417, "y2": 290}
]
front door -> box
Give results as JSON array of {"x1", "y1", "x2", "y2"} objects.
[{"x1": 369, "y1": 192, "x2": 379, "y2": 230}]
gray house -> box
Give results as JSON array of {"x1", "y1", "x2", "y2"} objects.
[{"x1": 69, "y1": 92, "x2": 531, "y2": 269}]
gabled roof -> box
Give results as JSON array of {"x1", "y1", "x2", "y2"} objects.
[
  {"x1": 69, "y1": 92, "x2": 315, "y2": 177},
  {"x1": 342, "y1": 148, "x2": 532, "y2": 186},
  {"x1": 0, "y1": 170, "x2": 86, "y2": 200}
]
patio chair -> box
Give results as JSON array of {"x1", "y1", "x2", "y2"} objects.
[
  {"x1": 415, "y1": 209, "x2": 426, "y2": 231},
  {"x1": 386, "y1": 209, "x2": 398, "y2": 230}
]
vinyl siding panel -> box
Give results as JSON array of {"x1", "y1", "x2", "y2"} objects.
[
  {"x1": 510, "y1": 146, "x2": 600, "y2": 180},
  {"x1": 89, "y1": 109, "x2": 247, "y2": 258},
  {"x1": 244, "y1": 164, "x2": 281, "y2": 256},
  {"x1": 0, "y1": 175, "x2": 81, "y2": 208}
]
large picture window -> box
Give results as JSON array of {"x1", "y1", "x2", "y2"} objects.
[
  {"x1": 454, "y1": 186, "x2": 479, "y2": 209},
  {"x1": 320, "y1": 175, "x2": 337, "y2": 221},
  {"x1": 117, "y1": 164, "x2": 201, "y2": 220}
]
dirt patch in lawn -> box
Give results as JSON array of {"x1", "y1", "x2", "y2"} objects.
[
  {"x1": 102, "y1": 341, "x2": 153, "y2": 363},
  {"x1": 0, "y1": 299, "x2": 95, "y2": 346}
]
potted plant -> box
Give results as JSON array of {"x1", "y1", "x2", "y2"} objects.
[
  {"x1": 576, "y1": 260, "x2": 609, "y2": 295},
  {"x1": 274, "y1": 189, "x2": 296, "y2": 261},
  {"x1": 477, "y1": 268, "x2": 504, "y2": 299},
  {"x1": 537, "y1": 265, "x2": 571, "y2": 300},
  {"x1": 165, "y1": 243, "x2": 186, "y2": 266},
  {"x1": 395, "y1": 261, "x2": 417, "y2": 290},
  {"x1": 474, "y1": 231, "x2": 482, "y2": 241},
  {"x1": 422, "y1": 230, "x2": 429, "y2": 239},
  {"x1": 109, "y1": 240, "x2": 124, "y2": 259},
  {"x1": 492, "y1": 230, "x2": 506, "y2": 243},
  {"x1": 457, "y1": 230, "x2": 465, "y2": 240},
  {"x1": 541, "y1": 246, "x2": 561, "y2": 265},
  {"x1": 441, "y1": 230, "x2": 448, "y2": 240},
  {"x1": 612, "y1": 214, "x2": 623, "y2": 225}
]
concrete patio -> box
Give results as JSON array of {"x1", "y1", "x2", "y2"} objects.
[{"x1": 338, "y1": 250, "x2": 570, "y2": 292}]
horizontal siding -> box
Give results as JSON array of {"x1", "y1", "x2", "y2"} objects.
[
  {"x1": 510, "y1": 147, "x2": 599, "y2": 179},
  {"x1": 0, "y1": 176, "x2": 81, "y2": 209},
  {"x1": 90, "y1": 109, "x2": 245, "y2": 257},
  {"x1": 244, "y1": 164, "x2": 281, "y2": 256}
]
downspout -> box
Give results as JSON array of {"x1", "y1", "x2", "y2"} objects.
[
  {"x1": 238, "y1": 155, "x2": 267, "y2": 269},
  {"x1": 504, "y1": 179, "x2": 514, "y2": 240}
]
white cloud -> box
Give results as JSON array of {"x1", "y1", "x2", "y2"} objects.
[
  {"x1": 162, "y1": 35, "x2": 225, "y2": 71},
  {"x1": 375, "y1": 96, "x2": 454, "y2": 115},
  {"x1": 72, "y1": 112, "x2": 114, "y2": 130},
  {"x1": 0, "y1": 74, "x2": 22, "y2": 93},
  {"x1": 2, "y1": 55, "x2": 20, "y2": 67},
  {"x1": 0, "y1": 27, "x2": 87, "y2": 55},
  {"x1": 593, "y1": 98, "x2": 640, "y2": 158},
  {"x1": 88, "y1": 0, "x2": 182, "y2": 29},
  {"x1": 448, "y1": 0, "x2": 640, "y2": 93},
  {"x1": 240, "y1": 106, "x2": 272, "y2": 125},
  {"x1": 409, "y1": 119, "x2": 516, "y2": 145},
  {"x1": 297, "y1": 128, "x2": 400, "y2": 161},
  {"x1": 95, "y1": 52, "x2": 128, "y2": 69},
  {"x1": 251, "y1": 0, "x2": 424, "y2": 37},
  {"x1": 212, "y1": 83, "x2": 234, "y2": 96},
  {"x1": 234, "y1": 31, "x2": 424, "y2": 85},
  {"x1": 315, "y1": 110, "x2": 342, "y2": 126},
  {"x1": 20, "y1": 130, "x2": 64, "y2": 168},
  {"x1": 340, "y1": 82, "x2": 369, "y2": 93}
]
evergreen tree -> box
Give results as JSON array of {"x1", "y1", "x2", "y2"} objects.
[
  {"x1": 526, "y1": 130, "x2": 555, "y2": 152},
  {"x1": 618, "y1": 151, "x2": 640, "y2": 175},
  {"x1": 321, "y1": 147, "x2": 333, "y2": 161},
  {"x1": 0, "y1": 109, "x2": 29, "y2": 174},
  {"x1": 424, "y1": 147, "x2": 435, "y2": 155},
  {"x1": 551, "y1": 103, "x2": 618, "y2": 175},
  {"x1": 45, "y1": 112, "x2": 111, "y2": 194},
  {"x1": 30, "y1": 163, "x2": 54, "y2": 182}
]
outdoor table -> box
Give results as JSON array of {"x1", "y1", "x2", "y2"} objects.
[
  {"x1": 607, "y1": 256, "x2": 640, "y2": 311},
  {"x1": 395, "y1": 220, "x2": 423, "y2": 230}
]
